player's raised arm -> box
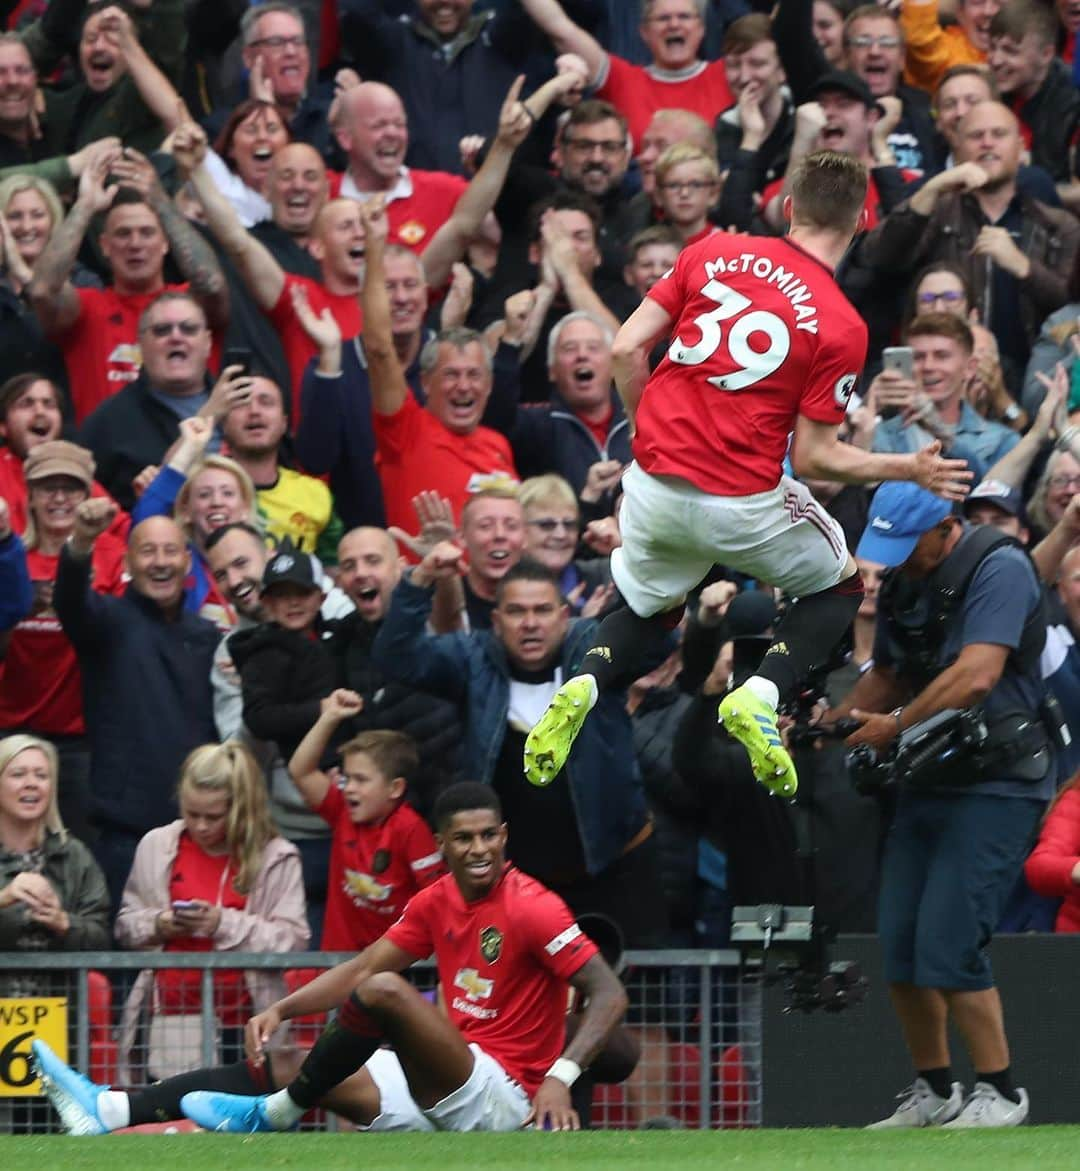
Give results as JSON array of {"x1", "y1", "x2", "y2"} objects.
[{"x1": 611, "y1": 298, "x2": 673, "y2": 435}]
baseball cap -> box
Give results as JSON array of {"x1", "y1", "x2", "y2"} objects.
[
  {"x1": 856, "y1": 482, "x2": 953, "y2": 567},
  {"x1": 726, "y1": 591, "x2": 778, "y2": 641},
  {"x1": 809, "y1": 69, "x2": 880, "y2": 111},
  {"x1": 23, "y1": 440, "x2": 95, "y2": 489},
  {"x1": 261, "y1": 542, "x2": 319, "y2": 593},
  {"x1": 963, "y1": 478, "x2": 1024, "y2": 519}
]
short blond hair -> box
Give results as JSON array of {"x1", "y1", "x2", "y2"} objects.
[
  {"x1": 0, "y1": 735, "x2": 65, "y2": 841},
  {"x1": 519, "y1": 474, "x2": 578, "y2": 516},
  {"x1": 654, "y1": 143, "x2": 721, "y2": 189}
]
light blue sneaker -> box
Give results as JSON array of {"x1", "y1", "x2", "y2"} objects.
[
  {"x1": 31, "y1": 1039, "x2": 108, "y2": 1135},
  {"x1": 181, "y1": 1090, "x2": 288, "y2": 1133}
]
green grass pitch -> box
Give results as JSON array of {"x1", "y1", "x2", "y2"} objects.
[{"x1": 6, "y1": 1129, "x2": 1080, "y2": 1171}]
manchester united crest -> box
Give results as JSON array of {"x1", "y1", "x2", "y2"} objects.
[{"x1": 480, "y1": 926, "x2": 503, "y2": 964}]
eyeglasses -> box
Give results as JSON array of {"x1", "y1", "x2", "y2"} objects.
[
  {"x1": 249, "y1": 34, "x2": 305, "y2": 49},
  {"x1": 846, "y1": 34, "x2": 902, "y2": 48},
  {"x1": 564, "y1": 138, "x2": 626, "y2": 156},
  {"x1": 147, "y1": 320, "x2": 205, "y2": 338},
  {"x1": 917, "y1": 290, "x2": 965, "y2": 305},
  {"x1": 32, "y1": 480, "x2": 85, "y2": 497},
  {"x1": 528, "y1": 518, "x2": 579, "y2": 533},
  {"x1": 1049, "y1": 475, "x2": 1080, "y2": 491},
  {"x1": 658, "y1": 179, "x2": 715, "y2": 193}
]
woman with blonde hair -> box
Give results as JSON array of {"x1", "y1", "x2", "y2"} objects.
[
  {"x1": 132, "y1": 414, "x2": 259, "y2": 628},
  {"x1": 0, "y1": 734, "x2": 110, "y2": 985},
  {"x1": 519, "y1": 474, "x2": 613, "y2": 615},
  {"x1": 116, "y1": 740, "x2": 308, "y2": 1080}
]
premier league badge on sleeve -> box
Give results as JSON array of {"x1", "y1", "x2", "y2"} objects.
[{"x1": 480, "y1": 926, "x2": 503, "y2": 964}]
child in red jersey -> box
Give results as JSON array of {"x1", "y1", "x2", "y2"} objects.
[{"x1": 288, "y1": 689, "x2": 445, "y2": 950}]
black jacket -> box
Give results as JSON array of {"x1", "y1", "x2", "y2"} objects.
[
  {"x1": 325, "y1": 611, "x2": 464, "y2": 818},
  {"x1": 54, "y1": 547, "x2": 218, "y2": 835},
  {"x1": 79, "y1": 371, "x2": 212, "y2": 512},
  {"x1": 228, "y1": 620, "x2": 337, "y2": 765},
  {"x1": 1020, "y1": 59, "x2": 1080, "y2": 183}
]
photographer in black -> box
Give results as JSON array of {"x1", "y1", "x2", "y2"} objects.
[{"x1": 830, "y1": 482, "x2": 1058, "y2": 1130}]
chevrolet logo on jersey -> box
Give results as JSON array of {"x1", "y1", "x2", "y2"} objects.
[
  {"x1": 454, "y1": 968, "x2": 494, "y2": 1001},
  {"x1": 343, "y1": 869, "x2": 392, "y2": 902},
  {"x1": 480, "y1": 926, "x2": 503, "y2": 963}
]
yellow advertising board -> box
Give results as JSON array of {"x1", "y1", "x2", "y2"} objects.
[{"x1": 0, "y1": 998, "x2": 68, "y2": 1096}]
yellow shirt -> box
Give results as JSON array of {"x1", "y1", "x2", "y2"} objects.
[
  {"x1": 901, "y1": 0, "x2": 986, "y2": 93},
  {"x1": 256, "y1": 467, "x2": 343, "y2": 564}
]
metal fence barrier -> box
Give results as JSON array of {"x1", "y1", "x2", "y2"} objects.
[{"x1": 0, "y1": 950, "x2": 761, "y2": 1133}]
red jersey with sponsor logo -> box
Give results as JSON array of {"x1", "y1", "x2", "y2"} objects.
[
  {"x1": 373, "y1": 394, "x2": 518, "y2": 542},
  {"x1": 316, "y1": 787, "x2": 444, "y2": 950},
  {"x1": 386, "y1": 865, "x2": 597, "y2": 1096},
  {"x1": 327, "y1": 168, "x2": 468, "y2": 255},
  {"x1": 640, "y1": 234, "x2": 867, "y2": 496},
  {"x1": 267, "y1": 275, "x2": 364, "y2": 423},
  {"x1": 596, "y1": 56, "x2": 732, "y2": 152},
  {"x1": 0, "y1": 537, "x2": 127, "y2": 734},
  {"x1": 58, "y1": 285, "x2": 225, "y2": 424}
]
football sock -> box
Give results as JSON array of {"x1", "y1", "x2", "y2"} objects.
[
  {"x1": 126, "y1": 1058, "x2": 273, "y2": 1126},
  {"x1": 752, "y1": 572, "x2": 864, "y2": 700},
  {"x1": 743, "y1": 677, "x2": 780, "y2": 711},
  {"x1": 578, "y1": 603, "x2": 685, "y2": 691},
  {"x1": 917, "y1": 1067, "x2": 953, "y2": 1101},
  {"x1": 977, "y1": 1067, "x2": 1020, "y2": 1104},
  {"x1": 288, "y1": 992, "x2": 382, "y2": 1110}
]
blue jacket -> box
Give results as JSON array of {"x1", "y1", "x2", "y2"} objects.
[
  {"x1": 0, "y1": 532, "x2": 32, "y2": 631},
  {"x1": 372, "y1": 574, "x2": 649, "y2": 875},
  {"x1": 872, "y1": 400, "x2": 1019, "y2": 482},
  {"x1": 54, "y1": 545, "x2": 219, "y2": 834}
]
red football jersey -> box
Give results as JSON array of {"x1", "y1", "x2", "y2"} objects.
[
  {"x1": 267, "y1": 275, "x2": 364, "y2": 423},
  {"x1": 595, "y1": 56, "x2": 732, "y2": 151},
  {"x1": 328, "y1": 168, "x2": 468, "y2": 255},
  {"x1": 317, "y1": 788, "x2": 444, "y2": 951},
  {"x1": 386, "y1": 866, "x2": 598, "y2": 1095},
  {"x1": 639, "y1": 234, "x2": 867, "y2": 496},
  {"x1": 0, "y1": 537, "x2": 127, "y2": 735}
]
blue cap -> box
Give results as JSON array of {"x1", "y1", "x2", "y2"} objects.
[{"x1": 857, "y1": 482, "x2": 952, "y2": 567}]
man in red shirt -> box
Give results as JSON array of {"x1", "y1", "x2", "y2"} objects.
[
  {"x1": 27, "y1": 150, "x2": 229, "y2": 424},
  {"x1": 519, "y1": 0, "x2": 732, "y2": 149},
  {"x1": 524, "y1": 150, "x2": 972, "y2": 799},
  {"x1": 35, "y1": 783, "x2": 628, "y2": 1133},
  {"x1": 329, "y1": 82, "x2": 469, "y2": 254},
  {"x1": 362, "y1": 199, "x2": 519, "y2": 535}
]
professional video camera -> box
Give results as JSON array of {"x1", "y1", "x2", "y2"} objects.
[
  {"x1": 731, "y1": 905, "x2": 868, "y2": 1014},
  {"x1": 845, "y1": 707, "x2": 990, "y2": 795}
]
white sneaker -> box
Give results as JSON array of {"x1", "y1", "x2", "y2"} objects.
[
  {"x1": 942, "y1": 1082, "x2": 1029, "y2": 1128},
  {"x1": 866, "y1": 1077, "x2": 964, "y2": 1128}
]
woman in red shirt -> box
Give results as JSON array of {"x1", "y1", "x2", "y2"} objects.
[
  {"x1": 1024, "y1": 777, "x2": 1080, "y2": 933},
  {"x1": 115, "y1": 741, "x2": 309, "y2": 1080},
  {"x1": 0, "y1": 441, "x2": 126, "y2": 841}
]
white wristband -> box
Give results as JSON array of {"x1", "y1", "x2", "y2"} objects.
[{"x1": 545, "y1": 1057, "x2": 582, "y2": 1088}]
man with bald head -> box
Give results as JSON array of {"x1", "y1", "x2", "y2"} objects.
[
  {"x1": 860, "y1": 100, "x2": 1079, "y2": 374},
  {"x1": 330, "y1": 82, "x2": 469, "y2": 255},
  {"x1": 325, "y1": 526, "x2": 463, "y2": 816},
  {"x1": 55, "y1": 499, "x2": 218, "y2": 910}
]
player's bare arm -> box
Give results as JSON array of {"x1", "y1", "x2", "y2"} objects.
[
  {"x1": 245, "y1": 936, "x2": 419, "y2": 1065},
  {"x1": 526, "y1": 954, "x2": 628, "y2": 1131},
  {"x1": 611, "y1": 297, "x2": 673, "y2": 434},
  {"x1": 790, "y1": 415, "x2": 973, "y2": 499}
]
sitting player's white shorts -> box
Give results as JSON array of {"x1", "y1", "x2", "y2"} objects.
[
  {"x1": 612, "y1": 461, "x2": 849, "y2": 616},
  {"x1": 363, "y1": 1043, "x2": 531, "y2": 1132}
]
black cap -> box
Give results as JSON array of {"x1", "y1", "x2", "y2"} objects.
[
  {"x1": 809, "y1": 69, "x2": 880, "y2": 111},
  {"x1": 727, "y1": 591, "x2": 778, "y2": 641},
  {"x1": 963, "y1": 478, "x2": 1024, "y2": 520},
  {"x1": 261, "y1": 540, "x2": 319, "y2": 593}
]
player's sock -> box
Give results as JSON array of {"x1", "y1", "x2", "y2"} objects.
[
  {"x1": 288, "y1": 991, "x2": 382, "y2": 1110},
  {"x1": 918, "y1": 1067, "x2": 955, "y2": 1102},
  {"x1": 976, "y1": 1067, "x2": 1021, "y2": 1105},
  {"x1": 578, "y1": 603, "x2": 685, "y2": 691},
  {"x1": 743, "y1": 677, "x2": 780, "y2": 712},
  {"x1": 126, "y1": 1059, "x2": 275, "y2": 1127},
  {"x1": 753, "y1": 572, "x2": 864, "y2": 700}
]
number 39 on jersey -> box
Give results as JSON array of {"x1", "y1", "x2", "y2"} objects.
[{"x1": 668, "y1": 276, "x2": 792, "y2": 393}]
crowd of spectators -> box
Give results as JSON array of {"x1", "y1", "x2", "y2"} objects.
[{"x1": 7, "y1": 0, "x2": 1080, "y2": 1127}]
